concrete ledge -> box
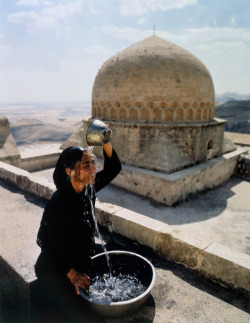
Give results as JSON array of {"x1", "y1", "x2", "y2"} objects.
[
  {"x1": 201, "y1": 243, "x2": 250, "y2": 292},
  {"x1": 0, "y1": 161, "x2": 54, "y2": 199},
  {"x1": 18, "y1": 152, "x2": 60, "y2": 172},
  {"x1": 0, "y1": 160, "x2": 250, "y2": 296},
  {"x1": 155, "y1": 227, "x2": 209, "y2": 269}
]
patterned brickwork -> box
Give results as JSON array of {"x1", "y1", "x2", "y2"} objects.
[{"x1": 92, "y1": 100, "x2": 215, "y2": 123}]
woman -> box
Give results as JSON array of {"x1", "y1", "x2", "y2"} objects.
[{"x1": 34, "y1": 138, "x2": 121, "y2": 321}]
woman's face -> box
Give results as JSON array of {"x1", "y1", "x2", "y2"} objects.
[{"x1": 67, "y1": 150, "x2": 96, "y2": 188}]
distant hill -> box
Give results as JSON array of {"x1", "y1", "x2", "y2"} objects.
[
  {"x1": 10, "y1": 118, "x2": 76, "y2": 145},
  {"x1": 215, "y1": 93, "x2": 250, "y2": 105},
  {"x1": 215, "y1": 100, "x2": 250, "y2": 134}
]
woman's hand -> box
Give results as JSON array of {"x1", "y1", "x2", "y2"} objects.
[
  {"x1": 102, "y1": 124, "x2": 113, "y2": 158},
  {"x1": 67, "y1": 268, "x2": 90, "y2": 295}
]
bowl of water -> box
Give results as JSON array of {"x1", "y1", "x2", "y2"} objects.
[{"x1": 80, "y1": 250, "x2": 155, "y2": 317}]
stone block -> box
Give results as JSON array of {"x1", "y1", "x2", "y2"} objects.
[
  {"x1": 18, "y1": 152, "x2": 60, "y2": 172},
  {"x1": 111, "y1": 208, "x2": 163, "y2": 249},
  {"x1": 155, "y1": 227, "x2": 209, "y2": 268},
  {"x1": 0, "y1": 162, "x2": 27, "y2": 185},
  {"x1": 95, "y1": 200, "x2": 123, "y2": 230},
  {"x1": 201, "y1": 243, "x2": 250, "y2": 292},
  {"x1": 0, "y1": 161, "x2": 54, "y2": 200}
]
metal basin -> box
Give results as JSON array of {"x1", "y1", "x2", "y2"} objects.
[{"x1": 80, "y1": 251, "x2": 155, "y2": 317}]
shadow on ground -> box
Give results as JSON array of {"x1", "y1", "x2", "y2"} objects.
[
  {"x1": 0, "y1": 178, "x2": 48, "y2": 209},
  {"x1": 97, "y1": 177, "x2": 242, "y2": 225}
]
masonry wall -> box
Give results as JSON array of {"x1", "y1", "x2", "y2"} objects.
[
  {"x1": 17, "y1": 153, "x2": 60, "y2": 172},
  {"x1": 95, "y1": 149, "x2": 243, "y2": 206},
  {"x1": 83, "y1": 118, "x2": 225, "y2": 174},
  {"x1": 234, "y1": 154, "x2": 250, "y2": 181}
]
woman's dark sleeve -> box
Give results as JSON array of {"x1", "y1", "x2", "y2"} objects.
[{"x1": 94, "y1": 148, "x2": 122, "y2": 193}]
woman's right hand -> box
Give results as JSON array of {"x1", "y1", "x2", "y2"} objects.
[{"x1": 67, "y1": 268, "x2": 90, "y2": 295}]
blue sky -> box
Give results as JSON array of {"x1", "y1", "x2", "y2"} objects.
[{"x1": 0, "y1": 0, "x2": 249, "y2": 104}]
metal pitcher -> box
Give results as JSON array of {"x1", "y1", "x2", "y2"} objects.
[{"x1": 86, "y1": 119, "x2": 112, "y2": 146}]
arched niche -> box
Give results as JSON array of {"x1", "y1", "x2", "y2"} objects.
[
  {"x1": 103, "y1": 107, "x2": 109, "y2": 120},
  {"x1": 97, "y1": 106, "x2": 102, "y2": 118},
  {"x1": 164, "y1": 109, "x2": 173, "y2": 122},
  {"x1": 141, "y1": 107, "x2": 150, "y2": 121},
  {"x1": 130, "y1": 107, "x2": 138, "y2": 120},
  {"x1": 153, "y1": 108, "x2": 162, "y2": 122},
  {"x1": 110, "y1": 107, "x2": 117, "y2": 120},
  {"x1": 195, "y1": 108, "x2": 201, "y2": 121},
  {"x1": 119, "y1": 107, "x2": 127, "y2": 120},
  {"x1": 186, "y1": 108, "x2": 194, "y2": 121},
  {"x1": 176, "y1": 108, "x2": 184, "y2": 121}
]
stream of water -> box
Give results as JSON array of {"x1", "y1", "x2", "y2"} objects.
[
  {"x1": 87, "y1": 184, "x2": 147, "y2": 303},
  {"x1": 89, "y1": 184, "x2": 113, "y2": 278}
]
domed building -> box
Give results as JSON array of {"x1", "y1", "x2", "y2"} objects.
[
  {"x1": 88, "y1": 36, "x2": 226, "y2": 174},
  {"x1": 92, "y1": 36, "x2": 215, "y2": 124},
  {"x1": 63, "y1": 35, "x2": 239, "y2": 205}
]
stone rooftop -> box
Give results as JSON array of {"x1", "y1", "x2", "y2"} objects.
[
  {"x1": 0, "y1": 177, "x2": 250, "y2": 322},
  {"x1": 1, "y1": 138, "x2": 250, "y2": 322}
]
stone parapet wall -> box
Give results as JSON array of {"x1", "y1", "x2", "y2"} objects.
[
  {"x1": 17, "y1": 152, "x2": 60, "y2": 172},
  {"x1": 0, "y1": 161, "x2": 54, "y2": 199},
  {"x1": 234, "y1": 154, "x2": 250, "y2": 181},
  {"x1": 1, "y1": 152, "x2": 59, "y2": 173},
  {"x1": 0, "y1": 115, "x2": 60, "y2": 172}
]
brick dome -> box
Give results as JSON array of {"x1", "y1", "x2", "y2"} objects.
[{"x1": 92, "y1": 36, "x2": 215, "y2": 123}]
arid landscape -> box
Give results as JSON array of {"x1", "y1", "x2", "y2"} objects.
[{"x1": 1, "y1": 103, "x2": 91, "y2": 146}]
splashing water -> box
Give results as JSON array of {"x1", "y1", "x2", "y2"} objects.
[{"x1": 88, "y1": 273, "x2": 147, "y2": 303}]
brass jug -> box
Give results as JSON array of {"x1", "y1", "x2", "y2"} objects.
[{"x1": 86, "y1": 119, "x2": 112, "y2": 146}]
